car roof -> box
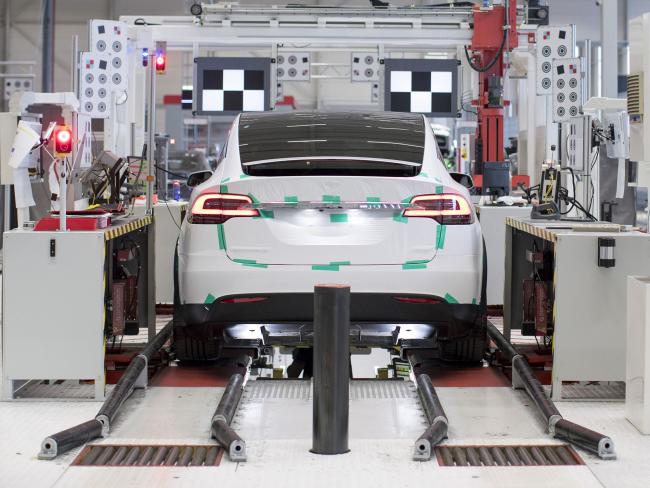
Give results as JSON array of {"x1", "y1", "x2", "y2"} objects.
[{"x1": 237, "y1": 112, "x2": 426, "y2": 165}]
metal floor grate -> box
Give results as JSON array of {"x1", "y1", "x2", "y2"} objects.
[
  {"x1": 246, "y1": 380, "x2": 311, "y2": 400},
  {"x1": 244, "y1": 379, "x2": 415, "y2": 401},
  {"x1": 73, "y1": 445, "x2": 223, "y2": 467},
  {"x1": 350, "y1": 380, "x2": 415, "y2": 400},
  {"x1": 435, "y1": 445, "x2": 583, "y2": 467}
]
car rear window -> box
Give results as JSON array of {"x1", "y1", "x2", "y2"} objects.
[{"x1": 238, "y1": 112, "x2": 424, "y2": 177}]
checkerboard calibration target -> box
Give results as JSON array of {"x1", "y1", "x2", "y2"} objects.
[
  {"x1": 202, "y1": 69, "x2": 265, "y2": 112},
  {"x1": 390, "y1": 70, "x2": 453, "y2": 114}
]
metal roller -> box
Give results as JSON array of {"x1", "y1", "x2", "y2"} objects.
[
  {"x1": 137, "y1": 446, "x2": 155, "y2": 466},
  {"x1": 123, "y1": 446, "x2": 141, "y2": 466},
  {"x1": 486, "y1": 321, "x2": 616, "y2": 460},
  {"x1": 178, "y1": 446, "x2": 194, "y2": 466},
  {"x1": 38, "y1": 322, "x2": 173, "y2": 460},
  {"x1": 210, "y1": 374, "x2": 247, "y2": 462},
  {"x1": 38, "y1": 419, "x2": 104, "y2": 460},
  {"x1": 191, "y1": 447, "x2": 207, "y2": 466},
  {"x1": 204, "y1": 446, "x2": 220, "y2": 466},
  {"x1": 151, "y1": 446, "x2": 169, "y2": 466},
  {"x1": 413, "y1": 374, "x2": 449, "y2": 461}
]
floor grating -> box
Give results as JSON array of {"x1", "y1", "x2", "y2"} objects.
[
  {"x1": 435, "y1": 445, "x2": 583, "y2": 467},
  {"x1": 244, "y1": 379, "x2": 416, "y2": 401},
  {"x1": 73, "y1": 444, "x2": 223, "y2": 467}
]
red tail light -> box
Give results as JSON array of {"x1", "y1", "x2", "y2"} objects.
[
  {"x1": 403, "y1": 194, "x2": 473, "y2": 225},
  {"x1": 220, "y1": 296, "x2": 268, "y2": 304},
  {"x1": 190, "y1": 193, "x2": 259, "y2": 224},
  {"x1": 393, "y1": 296, "x2": 443, "y2": 304}
]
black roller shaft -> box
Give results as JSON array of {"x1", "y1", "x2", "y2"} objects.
[
  {"x1": 486, "y1": 320, "x2": 615, "y2": 460},
  {"x1": 97, "y1": 322, "x2": 173, "y2": 424},
  {"x1": 553, "y1": 419, "x2": 614, "y2": 458},
  {"x1": 312, "y1": 284, "x2": 350, "y2": 455},
  {"x1": 210, "y1": 373, "x2": 247, "y2": 461},
  {"x1": 213, "y1": 374, "x2": 245, "y2": 424},
  {"x1": 512, "y1": 356, "x2": 561, "y2": 421},
  {"x1": 39, "y1": 419, "x2": 103, "y2": 460},
  {"x1": 414, "y1": 374, "x2": 449, "y2": 461},
  {"x1": 39, "y1": 322, "x2": 173, "y2": 460}
]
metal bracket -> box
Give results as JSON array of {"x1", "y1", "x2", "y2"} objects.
[{"x1": 134, "y1": 354, "x2": 148, "y2": 389}]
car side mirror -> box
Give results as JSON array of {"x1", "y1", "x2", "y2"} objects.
[
  {"x1": 187, "y1": 170, "x2": 212, "y2": 187},
  {"x1": 449, "y1": 172, "x2": 474, "y2": 189}
]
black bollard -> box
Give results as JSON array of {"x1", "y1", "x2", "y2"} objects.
[{"x1": 311, "y1": 284, "x2": 350, "y2": 455}]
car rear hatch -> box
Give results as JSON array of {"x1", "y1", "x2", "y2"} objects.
[{"x1": 218, "y1": 175, "x2": 441, "y2": 266}]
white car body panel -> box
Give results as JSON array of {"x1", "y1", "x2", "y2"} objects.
[{"x1": 178, "y1": 113, "x2": 483, "y2": 310}]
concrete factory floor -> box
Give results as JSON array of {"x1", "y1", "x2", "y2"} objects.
[{"x1": 1, "y1": 315, "x2": 649, "y2": 487}]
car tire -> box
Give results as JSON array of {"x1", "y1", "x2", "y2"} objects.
[
  {"x1": 173, "y1": 326, "x2": 223, "y2": 362},
  {"x1": 173, "y1": 242, "x2": 223, "y2": 362}
]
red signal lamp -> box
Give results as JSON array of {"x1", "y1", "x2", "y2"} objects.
[
  {"x1": 53, "y1": 126, "x2": 73, "y2": 156},
  {"x1": 155, "y1": 53, "x2": 166, "y2": 73}
]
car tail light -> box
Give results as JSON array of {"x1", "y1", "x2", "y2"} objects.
[
  {"x1": 393, "y1": 296, "x2": 443, "y2": 304},
  {"x1": 220, "y1": 296, "x2": 268, "y2": 304},
  {"x1": 190, "y1": 193, "x2": 259, "y2": 224},
  {"x1": 403, "y1": 194, "x2": 473, "y2": 225}
]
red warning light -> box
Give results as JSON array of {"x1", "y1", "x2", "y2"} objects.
[
  {"x1": 54, "y1": 126, "x2": 73, "y2": 155},
  {"x1": 155, "y1": 53, "x2": 166, "y2": 73}
]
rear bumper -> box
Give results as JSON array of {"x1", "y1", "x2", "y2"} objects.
[{"x1": 175, "y1": 292, "x2": 485, "y2": 348}]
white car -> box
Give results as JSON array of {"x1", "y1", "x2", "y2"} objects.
[{"x1": 175, "y1": 112, "x2": 486, "y2": 364}]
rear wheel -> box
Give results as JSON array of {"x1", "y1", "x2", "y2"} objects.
[
  {"x1": 173, "y1": 243, "x2": 223, "y2": 362},
  {"x1": 172, "y1": 326, "x2": 223, "y2": 362}
]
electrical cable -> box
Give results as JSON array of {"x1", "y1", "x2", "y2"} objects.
[{"x1": 464, "y1": 31, "x2": 507, "y2": 73}]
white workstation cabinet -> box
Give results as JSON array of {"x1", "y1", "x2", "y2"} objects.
[
  {"x1": 2, "y1": 217, "x2": 154, "y2": 400},
  {"x1": 505, "y1": 218, "x2": 650, "y2": 400}
]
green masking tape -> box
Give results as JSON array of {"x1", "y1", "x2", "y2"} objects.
[
  {"x1": 436, "y1": 225, "x2": 447, "y2": 250},
  {"x1": 444, "y1": 293, "x2": 459, "y2": 304},
  {"x1": 330, "y1": 261, "x2": 351, "y2": 266},
  {"x1": 419, "y1": 172, "x2": 429, "y2": 178},
  {"x1": 239, "y1": 173, "x2": 251, "y2": 179},
  {"x1": 217, "y1": 224, "x2": 227, "y2": 250},
  {"x1": 435, "y1": 185, "x2": 444, "y2": 194},
  {"x1": 322, "y1": 195, "x2": 341, "y2": 204},
  {"x1": 284, "y1": 196, "x2": 299, "y2": 205},
  {"x1": 220, "y1": 184, "x2": 229, "y2": 193},
  {"x1": 472, "y1": 298, "x2": 477, "y2": 305},
  {"x1": 233, "y1": 258, "x2": 268, "y2": 268},
  {"x1": 402, "y1": 262, "x2": 427, "y2": 270},
  {"x1": 221, "y1": 177, "x2": 231, "y2": 184},
  {"x1": 330, "y1": 213, "x2": 348, "y2": 223},
  {"x1": 312, "y1": 264, "x2": 340, "y2": 271},
  {"x1": 366, "y1": 196, "x2": 381, "y2": 203},
  {"x1": 204, "y1": 293, "x2": 216, "y2": 305}
]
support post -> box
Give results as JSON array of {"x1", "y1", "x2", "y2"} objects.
[
  {"x1": 41, "y1": 0, "x2": 55, "y2": 92},
  {"x1": 311, "y1": 284, "x2": 350, "y2": 455}
]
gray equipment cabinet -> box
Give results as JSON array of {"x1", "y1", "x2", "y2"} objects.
[
  {"x1": 2, "y1": 216, "x2": 155, "y2": 400},
  {"x1": 504, "y1": 218, "x2": 650, "y2": 400}
]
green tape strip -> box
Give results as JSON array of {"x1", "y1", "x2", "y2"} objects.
[
  {"x1": 312, "y1": 264, "x2": 340, "y2": 271},
  {"x1": 322, "y1": 195, "x2": 341, "y2": 204},
  {"x1": 217, "y1": 224, "x2": 227, "y2": 250},
  {"x1": 232, "y1": 258, "x2": 268, "y2": 268},
  {"x1": 257, "y1": 210, "x2": 275, "y2": 219},
  {"x1": 220, "y1": 184, "x2": 229, "y2": 193},
  {"x1": 330, "y1": 261, "x2": 351, "y2": 266},
  {"x1": 402, "y1": 263, "x2": 427, "y2": 270},
  {"x1": 435, "y1": 185, "x2": 444, "y2": 194},
  {"x1": 419, "y1": 172, "x2": 429, "y2": 178},
  {"x1": 330, "y1": 213, "x2": 348, "y2": 223},
  {"x1": 444, "y1": 293, "x2": 459, "y2": 304},
  {"x1": 248, "y1": 193, "x2": 261, "y2": 204},
  {"x1": 220, "y1": 177, "x2": 231, "y2": 184},
  {"x1": 239, "y1": 173, "x2": 251, "y2": 179},
  {"x1": 436, "y1": 225, "x2": 447, "y2": 250},
  {"x1": 284, "y1": 196, "x2": 299, "y2": 205},
  {"x1": 204, "y1": 293, "x2": 216, "y2": 305},
  {"x1": 366, "y1": 196, "x2": 381, "y2": 203},
  {"x1": 404, "y1": 259, "x2": 429, "y2": 265},
  {"x1": 472, "y1": 298, "x2": 477, "y2": 305}
]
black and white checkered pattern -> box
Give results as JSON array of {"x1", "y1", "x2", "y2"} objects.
[
  {"x1": 201, "y1": 69, "x2": 265, "y2": 112},
  {"x1": 389, "y1": 70, "x2": 453, "y2": 114}
]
